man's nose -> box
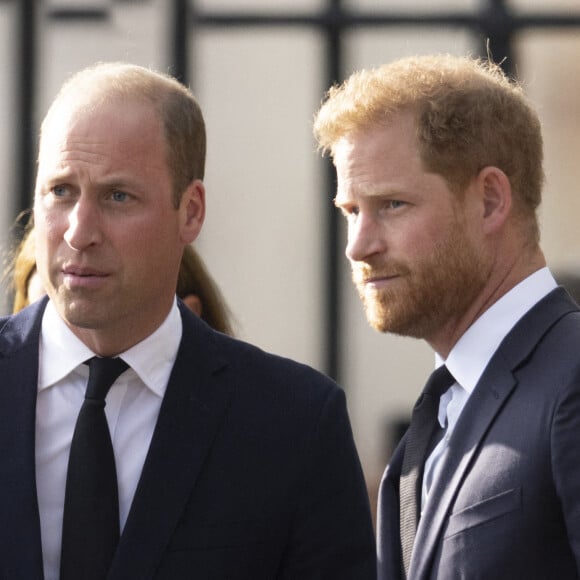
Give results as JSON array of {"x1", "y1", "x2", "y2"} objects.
[
  {"x1": 345, "y1": 213, "x2": 385, "y2": 262},
  {"x1": 63, "y1": 198, "x2": 103, "y2": 251}
]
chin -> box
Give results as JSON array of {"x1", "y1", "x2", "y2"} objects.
[
  {"x1": 56, "y1": 300, "x2": 100, "y2": 329},
  {"x1": 365, "y1": 306, "x2": 394, "y2": 334},
  {"x1": 364, "y1": 303, "x2": 425, "y2": 338}
]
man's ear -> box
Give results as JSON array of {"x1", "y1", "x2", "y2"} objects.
[
  {"x1": 179, "y1": 179, "x2": 205, "y2": 244},
  {"x1": 182, "y1": 294, "x2": 203, "y2": 317},
  {"x1": 477, "y1": 166, "x2": 512, "y2": 234}
]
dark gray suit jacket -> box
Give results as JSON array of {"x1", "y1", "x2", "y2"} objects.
[
  {"x1": 0, "y1": 298, "x2": 376, "y2": 579},
  {"x1": 378, "y1": 287, "x2": 580, "y2": 579}
]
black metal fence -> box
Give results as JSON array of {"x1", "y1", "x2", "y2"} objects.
[{"x1": 7, "y1": 0, "x2": 580, "y2": 380}]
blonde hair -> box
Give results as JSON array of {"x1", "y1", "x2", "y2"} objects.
[
  {"x1": 176, "y1": 245, "x2": 234, "y2": 336},
  {"x1": 314, "y1": 54, "x2": 544, "y2": 239},
  {"x1": 40, "y1": 62, "x2": 206, "y2": 208},
  {"x1": 10, "y1": 224, "x2": 36, "y2": 313}
]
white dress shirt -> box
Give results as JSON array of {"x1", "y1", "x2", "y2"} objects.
[
  {"x1": 421, "y1": 267, "x2": 557, "y2": 510},
  {"x1": 35, "y1": 299, "x2": 182, "y2": 580}
]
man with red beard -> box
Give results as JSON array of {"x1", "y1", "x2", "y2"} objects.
[{"x1": 314, "y1": 54, "x2": 580, "y2": 579}]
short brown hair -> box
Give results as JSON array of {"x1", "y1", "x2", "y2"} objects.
[
  {"x1": 40, "y1": 62, "x2": 206, "y2": 208},
  {"x1": 314, "y1": 54, "x2": 544, "y2": 238}
]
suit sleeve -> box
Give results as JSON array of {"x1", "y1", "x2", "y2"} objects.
[
  {"x1": 552, "y1": 363, "x2": 580, "y2": 575},
  {"x1": 277, "y1": 385, "x2": 376, "y2": 579}
]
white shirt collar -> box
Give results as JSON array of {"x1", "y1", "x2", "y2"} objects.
[
  {"x1": 436, "y1": 267, "x2": 557, "y2": 393},
  {"x1": 38, "y1": 298, "x2": 183, "y2": 398}
]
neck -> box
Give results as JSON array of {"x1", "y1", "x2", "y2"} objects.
[
  {"x1": 428, "y1": 247, "x2": 547, "y2": 359},
  {"x1": 66, "y1": 303, "x2": 174, "y2": 357}
]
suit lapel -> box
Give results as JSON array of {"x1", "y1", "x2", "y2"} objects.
[
  {"x1": 110, "y1": 304, "x2": 232, "y2": 579},
  {"x1": 410, "y1": 288, "x2": 578, "y2": 579},
  {"x1": 0, "y1": 301, "x2": 47, "y2": 579},
  {"x1": 410, "y1": 358, "x2": 516, "y2": 578}
]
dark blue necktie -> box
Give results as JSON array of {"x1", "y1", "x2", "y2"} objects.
[
  {"x1": 61, "y1": 356, "x2": 129, "y2": 580},
  {"x1": 399, "y1": 365, "x2": 454, "y2": 578}
]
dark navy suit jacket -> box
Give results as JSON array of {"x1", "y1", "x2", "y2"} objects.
[
  {"x1": 378, "y1": 288, "x2": 580, "y2": 579},
  {"x1": 0, "y1": 298, "x2": 376, "y2": 579}
]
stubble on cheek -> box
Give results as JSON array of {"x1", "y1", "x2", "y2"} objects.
[{"x1": 351, "y1": 224, "x2": 489, "y2": 340}]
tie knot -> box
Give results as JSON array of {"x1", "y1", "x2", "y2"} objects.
[
  {"x1": 85, "y1": 357, "x2": 129, "y2": 401},
  {"x1": 423, "y1": 365, "x2": 455, "y2": 398}
]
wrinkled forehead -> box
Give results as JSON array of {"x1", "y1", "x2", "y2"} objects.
[
  {"x1": 40, "y1": 91, "x2": 160, "y2": 151},
  {"x1": 35, "y1": 96, "x2": 167, "y2": 193}
]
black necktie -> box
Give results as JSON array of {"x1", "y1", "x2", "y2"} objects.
[
  {"x1": 399, "y1": 365, "x2": 454, "y2": 578},
  {"x1": 61, "y1": 356, "x2": 129, "y2": 580}
]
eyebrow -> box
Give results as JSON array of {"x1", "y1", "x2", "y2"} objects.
[
  {"x1": 334, "y1": 182, "x2": 406, "y2": 206},
  {"x1": 41, "y1": 170, "x2": 140, "y2": 190}
]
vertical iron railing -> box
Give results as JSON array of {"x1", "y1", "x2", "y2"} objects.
[
  {"x1": 15, "y1": 0, "x2": 37, "y2": 230},
  {"x1": 12, "y1": 0, "x2": 580, "y2": 380}
]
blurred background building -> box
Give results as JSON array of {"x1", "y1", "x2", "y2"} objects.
[{"x1": 2, "y1": 0, "x2": 580, "y2": 511}]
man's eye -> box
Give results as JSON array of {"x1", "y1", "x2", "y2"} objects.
[
  {"x1": 52, "y1": 185, "x2": 68, "y2": 197},
  {"x1": 388, "y1": 200, "x2": 406, "y2": 209},
  {"x1": 111, "y1": 191, "x2": 128, "y2": 202}
]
